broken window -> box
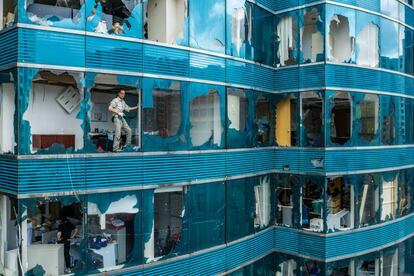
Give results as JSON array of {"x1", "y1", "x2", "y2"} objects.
[
  {"x1": 382, "y1": 247, "x2": 399, "y2": 275},
  {"x1": 275, "y1": 12, "x2": 299, "y2": 66},
  {"x1": 254, "y1": 175, "x2": 274, "y2": 230},
  {"x1": 226, "y1": 175, "x2": 275, "y2": 242},
  {"x1": 23, "y1": 70, "x2": 84, "y2": 154},
  {"x1": 398, "y1": 171, "x2": 411, "y2": 217},
  {"x1": 301, "y1": 91, "x2": 323, "y2": 147},
  {"x1": 189, "y1": 0, "x2": 225, "y2": 53},
  {"x1": 356, "y1": 12, "x2": 379, "y2": 67},
  {"x1": 227, "y1": 88, "x2": 251, "y2": 148},
  {"x1": 153, "y1": 187, "x2": 184, "y2": 260},
  {"x1": 276, "y1": 255, "x2": 298, "y2": 276},
  {"x1": 20, "y1": 196, "x2": 84, "y2": 275},
  {"x1": 226, "y1": 0, "x2": 253, "y2": 60},
  {"x1": 381, "y1": 95, "x2": 396, "y2": 145},
  {"x1": 301, "y1": 6, "x2": 325, "y2": 63},
  {"x1": 189, "y1": 88, "x2": 223, "y2": 149},
  {"x1": 380, "y1": 18, "x2": 400, "y2": 71},
  {"x1": 0, "y1": 195, "x2": 18, "y2": 276},
  {"x1": 254, "y1": 95, "x2": 274, "y2": 147},
  {"x1": 143, "y1": 0, "x2": 188, "y2": 45},
  {"x1": 303, "y1": 260, "x2": 324, "y2": 275},
  {"x1": 381, "y1": 172, "x2": 398, "y2": 222},
  {"x1": 0, "y1": 71, "x2": 16, "y2": 154},
  {"x1": 24, "y1": 0, "x2": 84, "y2": 29},
  {"x1": 143, "y1": 82, "x2": 183, "y2": 150},
  {"x1": 87, "y1": 192, "x2": 141, "y2": 271},
  {"x1": 327, "y1": 177, "x2": 354, "y2": 232},
  {"x1": 357, "y1": 94, "x2": 379, "y2": 144},
  {"x1": 1, "y1": 0, "x2": 16, "y2": 29},
  {"x1": 86, "y1": 0, "x2": 143, "y2": 37},
  {"x1": 357, "y1": 257, "x2": 380, "y2": 275},
  {"x1": 327, "y1": 6, "x2": 355, "y2": 63},
  {"x1": 357, "y1": 174, "x2": 379, "y2": 227},
  {"x1": 302, "y1": 177, "x2": 324, "y2": 232},
  {"x1": 253, "y1": 6, "x2": 275, "y2": 66},
  {"x1": 87, "y1": 74, "x2": 140, "y2": 153},
  {"x1": 276, "y1": 175, "x2": 296, "y2": 227},
  {"x1": 330, "y1": 91, "x2": 352, "y2": 145},
  {"x1": 327, "y1": 259, "x2": 353, "y2": 276}
]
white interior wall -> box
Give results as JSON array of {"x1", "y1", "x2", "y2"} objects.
[
  {"x1": 148, "y1": 0, "x2": 167, "y2": 42},
  {"x1": 22, "y1": 83, "x2": 83, "y2": 151},
  {"x1": 190, "y1": 93, "x2": 221, "y2": 147},
  {"x1": 228, "y1": 94, "x2": 241, "y2": 130},
  {"x1": 329, "y1": 15, "x2": 352, "y2": 62},
  {"x1": 0, "y1": 83, "x2": 15, "y2": 153},
  {"x1": 148, "y1": 0, "x2": 185, "y2": 44},
  {"x1": 90, "y1": 92, "x2": 115, "y2": 132},
  {"x1": 168, "y1": 0, "x2": 185, "y2": 44}
]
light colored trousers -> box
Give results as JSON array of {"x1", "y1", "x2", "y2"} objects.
[{"x1": 113, "y1": 116, "x2": 132, "y2": 151}]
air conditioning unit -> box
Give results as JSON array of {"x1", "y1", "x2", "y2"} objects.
[{"x1": 56, "y1": 86, "x2": 81, "y2": 114}]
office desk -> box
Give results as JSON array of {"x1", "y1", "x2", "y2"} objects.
[{"x1": 90, "y1": 242, "x2": 118, "y2": 270}]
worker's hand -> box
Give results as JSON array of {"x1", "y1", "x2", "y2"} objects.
[{"x1": 118, "y1": 112, "x2": 124, "y2": 117}]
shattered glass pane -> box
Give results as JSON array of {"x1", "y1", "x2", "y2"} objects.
[
  {"x1": 88, "y1": 74, "x2": 141, "y2": 153},
  {"x1": 326, "y1": 6, "x2": 355, "y2": 63},
  {"x1": 22, "y1": 70, "x2": 85, "y2": 154},
  {"x1": 189, "y1": 90, "x2": 222, "y2": 148},
  {"x1": 226, "y1": 0, "x2": 253, "y2": 60},
  {"x1": 275, "y1": 11, "x2": 299, "y2": 67},
  {"x1": 253, "y1": 5, "x2": 275, "y2": 66},
  {"x1": 23, "y1": 0, "x2": 85, "y2": 29},
  {"x1": 357, "y1": 174, "x2": 379, "y2": 227},
  {"x1": 301, "y1": 91, "x2": 324, "y2": 147},
  {"x1": 189, "y1": 0, "x2": 225, "y2": 53},
  {"x1": 1, "y1": 0, "x2": 16, "y2": 29},
  {"x1": 86, "y1": 0, "x2": 143, "y2": 37},
  {"x1": 0, "y1": 70, "x2": 16, "y2": 154},
  {"x1": 330, "y1": 91, "x2": 352, "y2": 145},
  {"x1": 302, "y1": 176, "x2": 324, "y2": 232},
  {"x1": 301, "y1": 6, "x2": 325, "y2": 63},
  {"x1": 326, "y1": 177, "x2": 354, "y2": 232}
]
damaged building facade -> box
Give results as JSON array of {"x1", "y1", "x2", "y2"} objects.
[{"x1": 0, "y1": 0, "x2": 414, "y2": 275}]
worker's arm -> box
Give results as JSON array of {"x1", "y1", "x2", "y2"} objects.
[
  {"x1": 128, "y1": 105, "x2": 139, "y2": 111},
  {"x1": 57, "y1": 231, "x2": 62, "y2": 242},
  {"x1": 108, "y1": 106, "x2": 122, "y2": 116},
  {"x1": 70, "y1": 228, "x2": 78, "y2": 239}
]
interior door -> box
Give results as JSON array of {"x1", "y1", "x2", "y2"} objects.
[{"x1": 276, "y1": 97, "x2": 291, "y2": 146}]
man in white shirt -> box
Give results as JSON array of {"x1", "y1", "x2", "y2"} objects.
[{"x1": 108, "y1": 90, "x2": 138, "y2": 151}]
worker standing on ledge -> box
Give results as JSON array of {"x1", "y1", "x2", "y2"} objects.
[{"x1": 108, "y1": 89, "x2": 138, "y2": 151}]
